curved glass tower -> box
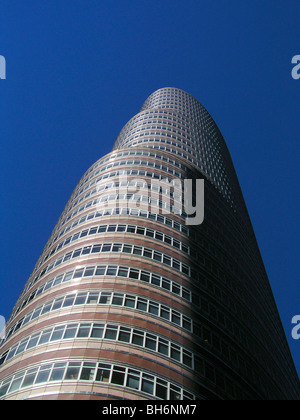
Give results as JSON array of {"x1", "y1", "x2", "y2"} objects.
[{"x1": 0, "y1": 87, "x2": 299, "y2": 400}]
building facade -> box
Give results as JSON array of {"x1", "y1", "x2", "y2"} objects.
[{"x1": 0, "y1": 87, "x2": 299, "y2": 400}]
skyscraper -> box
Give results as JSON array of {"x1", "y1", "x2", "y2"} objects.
[{"x1": 0, "y1": 87, "x2": 299, "y2": 400}]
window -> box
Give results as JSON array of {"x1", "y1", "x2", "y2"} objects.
[
  {"x1": 77, "y1": 324, "x2": 91, "y2": 338},
  {"x1": 105, "y1": 325, "x2": 118, "y2": 340},
  {"x1": 50, "y1": 326, "x2": 65, "y2": 342},
  {"x1": 65, "y1": 362, "x2": 81, "y2": 380},
  {"x1": 118, "y1": 327, "x2": 131, "y2": 343},
  {"x1": 96, "y1": 365, "x2": 110, "y2": 383},
  {"x1": 84, "y1": 266, "x2": 95, "y2": 277},
  {"x1": 118, "y1": 267, "x2": 129, "y2": 278},
  {"x1": 127, "y1": 372, "x2": 140, "y2": 390},
  {"x1": 63, "y1": 324, "x2": 78, "y2": 339},
  {"x1": 111, "y1": 367, "x2": 125, "y2": 386},
  {"x1": 35, "y1": 365, "x2": 51, "y2": 384},
  {"x1": 132, "y1": 331, "x2": 144, "y2": 347},
  {"x1": 80, "y1": 363, "x2": 96, "y2": 381},
  {"x1": 91, "y1": 324, "x2": 104, "y2": 338},
  {"x1": 156, "y1": 379, "x2": 168, "y2": 399},
  {"x1": 50, "y1": 363, "x2": 66, "y2": 382}
]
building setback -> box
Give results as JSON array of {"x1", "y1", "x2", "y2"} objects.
[{"x1": 0, "y1": 87, "x2": 299, "y2": 400}]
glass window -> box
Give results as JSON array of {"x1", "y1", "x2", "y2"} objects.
[
  {"x1": 9, "y1": 375, "x2": 23, "y2": 393},
  {"x1": 95, "y1": 266, "x2": 106, "y2": 275},
  {"x1": 172, "y1": 311, "x2": 181, "y2": 326},
  {"x1": 153, "y1": 251, "x2": 162, "y2": 262},
  {"x1": 15, "y1": 340, "x2": 27, "y2": 355},
  {"x1": 107, "y1": 266, "x2": 117, "y2": 276},
  {"x1": 91, "y1": 324, "x2": 104, "y2": 338},
  {"x1": 158, "y1": 340, "x2": 169, "y2": 356},
  {"x1": 160, "y1": 307, "x2": 170, "y2": 320},
  {"x1": 73, "y1": 268, "x2": 84, "y2": 278},
  {"x1": 171, "y1": 345, "x2": 181, "y2": 362},
  {"x1": 105, "y1": 326, "x2": 118, "y2": 340},
  {"x1": 65, "y1": 362, "x2": 81, "y2": 380},
  {"x1": 74, "y1": 292, "x2": 87, "y2": 305},
  {"x1": 136, "y1": 227, "x2": 145, "y2": 235},
  {"x1": 149, "y1": 302, "x2": 159, "y2": 316},
  {"x1": 87, "y1": 293, "x2": 99, "y2": 304},
  {"x1": 38, "y1": 329, "x2": 52, "y2": 345},
  {"x1": 170, "y1": 385, "x2": 181, "y2": 400},
  {"x1": 142, "y1": 378, "x2": 154, "y2": 396},
  {"x1": 99, "y1": 293, "x2": 111, "y2": 305},
  {"x1": 50, "y1": 326, "x2": 65, "y2": 342},
  {"x1": 107, "y1": 225, "x2": 117, "y2": 232},
  {"x1": 123, "y1": 244, "x2": 133, "y2": 254},
  {"x1": 102, "y1": 244, "x2": 112, "y2": 253},
  {"x1": 137, "y1": 298, "x2": 147, "y2": 312},
  {"x1": 63, "y1": 294, "x2": 76, "y2": 308},
  {"x1": 91, "y1": 244, "x2": 101, "y2": 253},
  {"x1": 63, "y1": 324, "x2": 78, "y2": 339},
  {"x1": 111, "y1": 368, "x2": 125, "y2": 386},
  {"x1": 89, "y1": 227, "x2": 98, "y2": 235},
  {"x1": 119, "y1": 327, "x2": 131, "y2": 343},
  {"x1": 132, "y1": 331, "x2": 144, "y2": 347},
  {"x1": 112, "y1": 294, "x2": 124, "y2": 306},
  {"x1": 145, "y1": 334, "x2": 157, "y2": 351},
  {"x1": 96, "y1": 365, "x2": 110, "y2": 383},
  {"x1": 50, "y1": 363, "x2": 66, "y2": 382},
  {"x1": 163, "y1": 255, "x2": 171, "y2": 266},
  {"x1": 118, "y1": 267, "x2": 129, "y2": 278},
  {"x1": 124, "y1": 296, "x2": 136, "y2": 308},
  {"x1": 21, "y1": 368, "x2": 37, "y2": 388},
  {"x1": 112, "y1": 244, "x2": 122, "y2": 253},
  {"x1": 127, "y1": 374, "x2": 140, "y2": 390},
  {"x1": 80, "y1": 230, "x2": 89, "y2": 238},
  {"x1": 72, "y1": 249, "x2": 82, "y2": 259},
  {"x1": 35, "y1": 365, "x2": 52, "y2": 384},
  {"x1": 77, "y1": 324, "x2": 91, "y2": 338},
  {"x1": 27, "y1": 333, "x2": 39, "y2": 349},
  {"x1": 129, "y1": 269, "x2": 139, "y2": 280},
  {"x1": 84, "y1": 266, "x2": 95, "y2": 277},
  {"x1": 140, "y1": 271, "x2": 150, "y2": 283},
  {"x1": 155, "y1": 232, "x2": 163, "y2": 241},
  {"x1": 143, "y1": 249, "x2": 152, "y2": 259},
  {"x1": 80, "y1": 363, "x2": 96, "y2": 381},
  {"x1": 133, "y1": 246, "x2": 142, "y2": 256},
  {"x1": 156, "y1": 380, "x2": 168, "y2": 400}
]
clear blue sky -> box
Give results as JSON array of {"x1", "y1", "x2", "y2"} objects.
[{"x1": 0, "y1": 1, "x2": 299, "y2": 376}]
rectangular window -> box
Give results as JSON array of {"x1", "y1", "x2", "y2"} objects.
[
  {"x1": 77, "y1": 324, "x2": 91, "y2": 338},
  {"x1": 65, "y1": 362, "x2": 81, "y2": 380},
  {"x1": 84, "y1": 266, "x2": 95, "y2": 277},
  {"x1": 63, "y1": 324, "x2": 78, "y2": 339},
  {"x1": 50, "y1": 326, "x2": 65, "y2": 342},
  {"x1": 124, "y1": 296, "x2": 136, "y2": 308},
  {"x1": 91, "y1": 324, "x2": 104, "y2": 338},
  {"x1": 107, "y1": 266, "x2": 117, "y2": 276},
  {"x1": 132, "y1": 331, "x2": 144, "y2": 347},
  {"x1": 80, "y1": 363, "x2": 96, "y2": 381},
  {"x1": 62, "y1": 295, "x2": 76, "y2": 307},
  {"x1": 111, "y1": 368, "x2": 125, "y2": 386},
  {"x1": 118, "y1": 267, "x2": 129, "y2": 278},
  {"x1": 129, "y1": 269, "x2": 139, "y2": 280},
  {"x1": 95, "y1": 266, "x2": 106, "y2": 276},
  {"x1": 118, "y1": 327, "x2": 131, "y2": 343},
  {"x1": 112, "y1": 294, "x2": 124, "y2": 306},
  {"x1": 74, "y1": 293, "x2": 87, "y2": 305},
  {"x1": 87, "y1": 293, "x2": 99, "y2": 304},
  {"x1": 91, "y1": 244, "x2": 102, "y2": 253}
]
